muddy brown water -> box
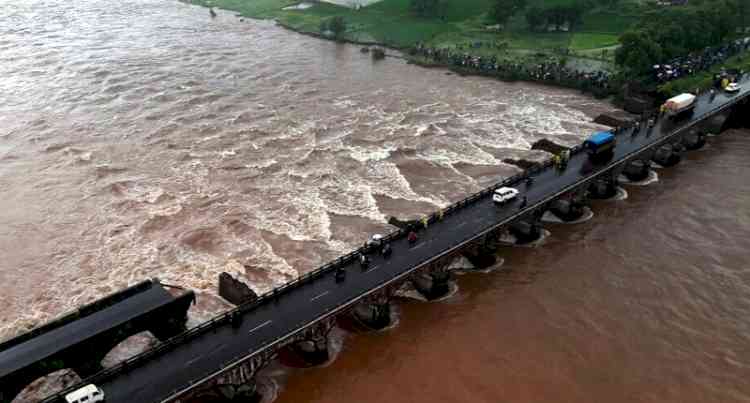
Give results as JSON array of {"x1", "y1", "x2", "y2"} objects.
[
  {"x1": 1, "y1": 0, "x2": 748, "y2": 402},
  {"x1": 274, "y1": 129, "x2": 750, "y2": 403}
]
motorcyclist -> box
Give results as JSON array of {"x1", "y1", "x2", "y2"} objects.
[
  {"x1": 407, "y1": 231, "x2": 418, "y2": 244},
  {"x1": 382, "y1": 243, "x2": 392, "y2": 258}
]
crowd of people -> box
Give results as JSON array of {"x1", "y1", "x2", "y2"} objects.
[
  {"x1": 652, "y1": 37, "x2": 750, "y2": 83},
  {"x1": 410, "y1": 36, "x2": 750, "y2": 94},
  {"x1": 410, "y1": 42, "x2": 612, "y2": 95}
]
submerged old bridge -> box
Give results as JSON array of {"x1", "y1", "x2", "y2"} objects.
[{"x1": 4, "y1": 77, "x2": 749, "y2": 403}]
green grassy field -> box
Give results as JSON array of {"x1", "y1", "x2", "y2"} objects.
[{"x1": 192, "y1": 0, "x2": 641, "y2": 61}]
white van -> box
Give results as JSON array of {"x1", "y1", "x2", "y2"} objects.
[
  {"x1": 492, "y1": 187, "x2": 519, "y2": 204},
  {"x1": 65, "y1": 384, "x2": 105, "y2": 403}
]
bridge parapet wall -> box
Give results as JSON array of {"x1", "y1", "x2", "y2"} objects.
[
  {"x1": 39, "y1": 86, "x2": 750, "y2": 403},
  {"x1": 0, "y1": 287, "x2": 194, "y2": 403}
]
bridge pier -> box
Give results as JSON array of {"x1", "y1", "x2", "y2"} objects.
[
  {"x1": 682, "y1": 130, "x2": 706, "y2": 150},
  {"x1": 461, "y1": 232, "x2": 502, "y2": 269},
  {"x1": 182, "y1": 353, "x2": 271, "y2": 403},
  {"x1": 547, "y1": 198, "x2": 587, "y2": 222},
  {"x1": 622, "y1": 159, "x2": 651, "y2": 182},
  {"x1": 279, "y1": 320, "x2": 334, "y2": 368},
  {"x1": 411, "y1": 270, "x2": 452, "y2": 300},
  {"x1": 351, "y1": 302, "x2": 392, "y2": 330},
  {"x1": 462, "y1": 247, "x2": 498, "y2": 269},
  {"x1": 700, "y1": 110, "x2": 731, "y2": 134},
  {"x1": 652, "y1": 144, "x2": 681, "y2": 167},
  {"x1": 508, "y1": 220, "x2": 543, "y2": 244},
  {"x1": 288, "y1": 337, "x2": 329, "y2": 367},
  {"x1": 588, "y1": 173, "x2": 619, "y2": 199}
]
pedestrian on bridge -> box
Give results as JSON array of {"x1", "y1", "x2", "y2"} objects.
[{"x1": 421, "y1": 216, "x2": 429, "y2": 229}]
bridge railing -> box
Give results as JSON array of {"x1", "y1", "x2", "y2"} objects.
[
  {"x1": 41, "y1": 82, "x2": 750, "y2": 403},
  {"x1": 0, "y1": 280, "x2": 155, "y2": 354}
]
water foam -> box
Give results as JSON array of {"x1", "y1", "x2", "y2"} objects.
[{"x1": 618, "y1": 170, "x2": 659, "y2": 186}]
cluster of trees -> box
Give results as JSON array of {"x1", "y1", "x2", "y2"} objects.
[
  {"x1": 615, "y1": 0, "x2": 747, "y2": 75},
  {"x1": 409, "y1": 0, "x2": 445, "y2": 17},
  {"x1": 490, "y1": 0, "x2": 527, "y2": 27},
  {"x1": 489, "y1": 0, "x2": 586, "y2": 32},
  {"x1": 524, "y1": 3, "x2": 586, "y2": 32}
]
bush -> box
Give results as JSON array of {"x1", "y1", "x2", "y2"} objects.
[{"x1": 320, "y1": 16, "x2": 347, "y2": 39}]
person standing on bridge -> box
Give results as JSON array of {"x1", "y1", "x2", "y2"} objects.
[
  {"x1": 421, "y1": 216, "x2": 429, "y2": 229},
  {"x1": 520, "y1": 196, "x2": 528, "y2": 209}
]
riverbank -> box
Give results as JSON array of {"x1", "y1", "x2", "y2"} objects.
[
  {"x1": 189, "y1": 0, "x2": 632, "y2": 64},
  {"x1": 189, "y1": 0, "x2": 747, "y2": 111},
  {"x1": 658, "y1": 52, "x2": 750, "y2": 97}
]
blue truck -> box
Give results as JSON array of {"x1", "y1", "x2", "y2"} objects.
[{"x1": 583, "y1": 131, "x2": 616, "y2": 160}]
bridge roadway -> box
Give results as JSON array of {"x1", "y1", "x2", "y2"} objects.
[
  {"x1": 0, "y1": 280, "x2": 174, "y2": 380},
  {"x1": 43, "y1": 77, "x2": 750, "y2": 403}
]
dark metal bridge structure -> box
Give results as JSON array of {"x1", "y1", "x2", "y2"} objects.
[
  {"x1": 4, "y1": 78, "x2": 747, "y2": 403},
  {"x1": 0, "y1": 280, "x2": 195, "y2": 403}
]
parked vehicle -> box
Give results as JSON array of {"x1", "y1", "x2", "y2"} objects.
[
  {"x1": 725, "y1": 82, "x2": 741, "y2": 93},
  {"x1": 663, "y1": 93, "x2": 696, "y2": 119},
  {"x1": 366, "y1": 234, "x2": 383, "y2": 249},
  {"x1": 493, "y1": 187, "x2": 519, "y2": 204},
  {"x1": 65, "y1": 384, "x2": 105, "y2": 403},
  {"x1": 583, "y1": 131, "x2": 616, "y2": 160}
]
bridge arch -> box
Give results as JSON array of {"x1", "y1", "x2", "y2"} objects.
[
  {"x1": 102, "y1": 330, "x2": 158, "y2": 367},
  {"x1": 10, "y1": 369, "x2": 81, "y2": 403},
  {"x1": 1, "y1": 322, "x2": 179, "y2": 403}
]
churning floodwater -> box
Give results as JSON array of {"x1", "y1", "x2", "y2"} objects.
[
  {"x1": 275, "y1": 129, "x2": 750, "y2": 403},
  {"x1": 1, "y1": 0, "x2": 748, "y2": 402}
]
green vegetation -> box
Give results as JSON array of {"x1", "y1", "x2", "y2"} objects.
[
  {"x1": 615, "y1": 0, "x2": 747, "y2": 75},
  {"x1": 191, "y1": 0, "x2": 643, "y2": 61},
  {"x1": 491, "y1": 0, "x2": 527, "y2": 27},
  {"x1": 320, "y1": 15, "x2": 347, "y2": 38},
  {"x1": 192, "y1": 0, "x2": 749, "y2": 99}
]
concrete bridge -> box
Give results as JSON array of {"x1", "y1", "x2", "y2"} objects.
[
  {"x1": 26, "y1": 77, "x2": 750, "y2": 403},
  {"x1": 0, "y1": 279, "x2": 195, "y2": 403}
]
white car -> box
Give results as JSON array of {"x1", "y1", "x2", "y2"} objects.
[
  {"x1": 493, "y1": 187, "x2": 519, "y2": 204},
  {"x1": 725, "y1": 82, "x2": 741, "y2": 93},
  {"x1": 367, "y1": 233, "x2": 383, "y2": 247},
  {"x1": 65, "y1": 384, "x2": 105, "y2": 403}
]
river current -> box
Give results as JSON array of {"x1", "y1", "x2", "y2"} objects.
[{"x1": 1, "y1": 0, "x2": 748, "y2": 402}]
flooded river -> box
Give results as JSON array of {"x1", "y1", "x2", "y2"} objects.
[{"x1": 1, "y1": 0, "x2": 748, "y2": 402}]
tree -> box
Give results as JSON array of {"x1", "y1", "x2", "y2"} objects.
[
  {"x1": 566, "y1": 1, "x2": 586, "y2": 31},
  {"x1": 329, "y1": 16, "x2": 347, "y2": 39},
  {"x1": 491, "y1": 0, "x2": 527, "y2": 27},
  {"x1": 615, "y1": 30, "x2": 663, "y2": 75},
  {"x1": 410, "y1": 0, "x2": 441, "y2": 17},
  {"x1": 525, "y1": 6, "x2": 547, "y2": 32},
  {"x1": 320, "y1": 16, "x2": 347, "y2": 39}
]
